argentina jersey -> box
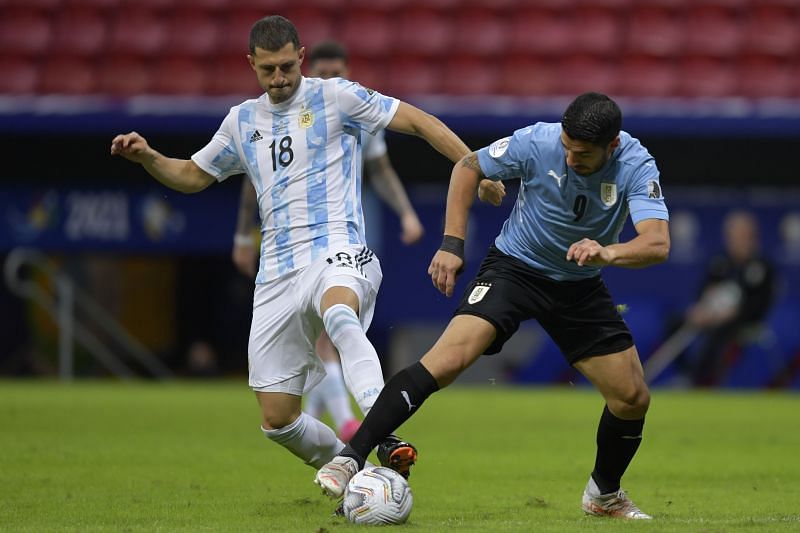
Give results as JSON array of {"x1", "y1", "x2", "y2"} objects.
[
  {"x1": 192, "y1": 76, "x2": 399, "y2": 282},
  {"x1": 477, "y1": 122, "x2": 669, "y2": 281}
]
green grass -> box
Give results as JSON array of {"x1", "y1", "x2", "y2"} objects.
[{"x1": 1, "y1": 380, "x2": 799, "y2": 532}]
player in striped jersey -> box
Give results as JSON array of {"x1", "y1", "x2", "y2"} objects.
[
  {"x1": 230, "y1": 40, "x2": 425, "y2": 445},
  {"x1": 110, "y1": 15, "x2": 477, "y2": 488}
]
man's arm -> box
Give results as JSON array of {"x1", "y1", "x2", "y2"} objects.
[
  {"x1": 566, "y1": 218, "x2": 670, "y2": 268},
  {"x1": 232, "y1": 178, "x2": 259, "y2": 278},
  {"x1": 386, "y1": 102, "x2": 470, "y2": 163},
  {"x1": 110, "y1": 131, "x2": 215, "y2": 193},
  {"x1": 364, "y1": 153, "x2": 424, "y2": 245},
  {"x1": 428, "y1": 152, "x2": 486, "y2": 297}
]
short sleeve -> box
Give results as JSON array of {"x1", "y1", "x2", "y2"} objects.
[
  {"x1": 627, "y1": 161, "x2": 669, "y2": 224},
  {"x1": 363, "y1": 129, "x2": 388, "y2": 161},
  {"x1": 335, "y1": 79, "x2": 399, "y2": 135},
  {"x1": 475, "y1": 127, "x2": 532, "y2": 181},
  {"x1": 191, "y1": 109, "x2": 246, "y2": 182}
]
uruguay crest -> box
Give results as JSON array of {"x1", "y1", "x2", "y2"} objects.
[{"x1": 600, "y1": 182, "x2": 617, "y2": 206}]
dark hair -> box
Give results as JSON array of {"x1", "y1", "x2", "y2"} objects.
[
  {"x1": 561, "y1": 92, "x2": 622, "y2": 147},
  {"x1": 249, "y1": 15, "x2": 300, "y2": 54},
  {"x1": 308, "y1": 40, "x2": 348, "y2": 65}
]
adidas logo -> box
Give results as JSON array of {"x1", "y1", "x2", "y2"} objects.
[{"x1": 249, "y1": 130, "x2": 263, "y2": 143}]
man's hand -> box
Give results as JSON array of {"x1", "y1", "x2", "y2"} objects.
[
  {"x1": 232, "y1": 238, "x2": 257, "y2": 278},
  {"x1": 110, "y1": 132, "x2": 152, "y2": 163},
  {"x1": 428, "y1": 250, "x2": 463, "y2": 297},
  {"x1": 566, "y1": 238, "x2": 614, "y2": 267},
  {"x1": 400, "y1": 212, "x2": 424, "y2": 245},
  {"x1": 478, "y1": 179, "x2": 505, "y2": 206}
]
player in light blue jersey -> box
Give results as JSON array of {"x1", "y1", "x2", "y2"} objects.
[
  {"x1": 111, "y1": 15, "x2": 478, "y2": 495},
  {"x1": 318, "y1": 93, "x2": 670, "y2": 520}
]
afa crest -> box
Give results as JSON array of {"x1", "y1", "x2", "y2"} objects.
[{"x1": 298, "y1": 109, "x2": 314, "y2": 129}]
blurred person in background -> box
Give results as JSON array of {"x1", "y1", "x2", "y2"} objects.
[
  {"x1": 230, "y1": 40, "x2": 424, "y2": 443},
  {"x1": 317, "y1": 93, "x2": 669, "y2": 520},
  {"x1": 110, "y1": 15, "x2": 501, "y2": 492},
  {"x1": 677, "y1": 210, "x2": 776, "y2": 386}
]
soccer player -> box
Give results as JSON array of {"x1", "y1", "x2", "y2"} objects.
[
  {"x1": 110, "y1": 15, "x2": 477, "y2": 484},
  {"x1": 316, "y1": 93, "x2": 670, "y2": 520},
  {"x1": 230, "y1": 40, "x2": 425, "y2": 443}
]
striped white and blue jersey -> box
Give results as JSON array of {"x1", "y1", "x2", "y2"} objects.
[
  {"x1": 192, "y1": 76, "x2": 399, "y2": 283},
  {"x1": 477, "y1": 122, "x2": 669, "y2": 281}
]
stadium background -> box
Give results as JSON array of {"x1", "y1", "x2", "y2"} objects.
[{"x1": 1, "y1": 0, "x2": 799, "y2": 389}]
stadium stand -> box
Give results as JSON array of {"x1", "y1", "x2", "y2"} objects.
[{"x1": 1, "y1": 0, "x2": 798, "y2": 97}]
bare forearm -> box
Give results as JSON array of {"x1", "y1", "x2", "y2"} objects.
[
  {"x1": 388, "y1": 102, "x2": 470, "y2": 163},
  {"x1": 140, "y1": 149, "x2": 212, "y2": 193},
  {"x1": 443, "y1": 155, "x2": 483, "y2": 238},
  {"x1": 236, "y1": 178, "x2": 259, "y2": 236},
  {"x1": 606, "y1": 231, "x2": 670, "y2": 268}
]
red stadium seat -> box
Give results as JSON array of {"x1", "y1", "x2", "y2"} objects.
[
  {"x1": 344, "y1": 58, "x2": 388, "y2": 94},
  {"x1": 207, "y1": 54, "x2": 262, "y2": 96},
  {"x1": 499, "y1": 56, "x2": 558, "y2": 97},
  {"x1": 384, "y1": 57, "x2": 441, "y2": 97},
  {"x1": 51, "y1": 9, "x2": 108, "y2": 57},
  {"x1": 742, "y1": 5, "x2": 800, "y2": 58},
  {"x1": 0, "y1": 13, "x2": 51, "y2": 56},
  {"x1": 96, "y1": 55, "x2": 152, "y2": 96},
  {"x1": 684, "y1": 5, "x2": 744, "y2": 57},
  {"x1": 150, "y1": 57, "x2": 209, "y2": 95},
  {"x1": 39, "y1": 56, "x2": 97, "y2": 94},
  {"x1": 283, "y1": 7, "x2": 335, "y2": 49},
  {"x1": 340, "y1": 11, "x2": 394, "y2": 59},
  {"x1": 2, "y1": 0, "x2": 63, "y2": 10},
  {"x1": 616, "y1": 55, "x2": 679, "y2": 98},
  {"x1": 738, "y1": 55, "x2": 794, "y2": 99},
  {"x1": 0, "y1": 57, "x2": 39, "y2": 94},
  {"x1": 163, "y1": 12, "x2": 220, "y2": 57},
  {"x1": 508, "y1": 8, "x2": 571, "y2": 56},
  {"x1": 394, "y1": 8, "x2": 454, "y2": 57},
  {"x1": 63, "y1": 0, "x2": 121, "y2": 11},
  {"x1": 441, "y1": 56, "x2": 499, "y2": 96},
  {"x1": 347, "y1": 0, "x2": 406, "y2": 10},
  {"x1": 568, "y1": 6, "x2": 623, "y2": 56},
  {"x1": 625, "y1": 5, "x2": 685, "y2": 57},
  {"x1": 452, "y1": 9, "x2": 507, "y2": 56},
  {"x1": 107, "y1": 12, "x2": 167, "y2": 57},
  {"x1": 678, "y1": 56, "x2": 738, "y2": 97},
  {"x1": 217, "y1": 12, "x2": 259, "y2": 55},
  {"x1": 555, "y1": 55, "x2": 619, "y2": 97}
]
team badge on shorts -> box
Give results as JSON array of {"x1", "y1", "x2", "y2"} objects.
[
  {"x1": 600, "y1": 182, "x2": 617, "y2": 206},
  {"x1": 467, "y1": 282, "x2": 492, "y2": 304}
]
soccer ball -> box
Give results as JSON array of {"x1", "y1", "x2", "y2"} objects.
[{"x1": 342, "y1": 466, "x2": 413, "y2": 525}]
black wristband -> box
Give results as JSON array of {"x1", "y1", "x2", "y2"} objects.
[{"x1": 439, "y1": 235, "x2": 465, "y2": 262}]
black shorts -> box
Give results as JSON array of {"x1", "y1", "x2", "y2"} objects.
[{"x1": 453, "y1": 246, "x2": 634, "y2": 365}]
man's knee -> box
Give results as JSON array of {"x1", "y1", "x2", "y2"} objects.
[
  {"x1": 608, "y1": 384, "x2": 650, "y2": 419},
  {"x1": 257, "y1": 392, "x2": 301, "y2": 430}
]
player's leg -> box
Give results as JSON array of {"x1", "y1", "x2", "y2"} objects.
[
  {"x1": 249, "y1": 277, "x2": 344, "y2": 469},
  {"x1": 315, "y1": 314, "x2": 496, "y2": 498},
  {"x1": 305, "y1": 332, "x2": 361, "y2": 441},
  {"x1": 257, "y1": 389, "x2": 345, "y2": 469},
  {"x1": 575, "y1": 346, "x2": 652, "y2": 519}
]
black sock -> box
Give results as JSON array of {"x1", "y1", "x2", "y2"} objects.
[
  {"x1": 340, "y1": 362, "x2": 439, "y2": 467},
  {"x1": 591, "y1": 405, "x2": 645, "y2": 495}
]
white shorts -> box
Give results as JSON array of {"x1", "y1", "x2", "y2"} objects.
[{"x1": 248, "y1": 245, "x2": 382, "y2": 395}]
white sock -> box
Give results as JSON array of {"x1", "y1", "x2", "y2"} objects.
[
  {"x1": 322, "y1": 304, "x2": 383, "y2": 415},
  {"x1": 321, "y1": 361, "x2": 357, "y2": 430},
  {"x1": 262, "y1": 413, "x2": 345, "y2": 469}
]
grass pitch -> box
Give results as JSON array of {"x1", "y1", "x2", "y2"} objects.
[{"x1": 1, "y1": 380, "x2": 798, "y2": 532}]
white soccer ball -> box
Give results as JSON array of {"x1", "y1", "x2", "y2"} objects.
[{"x1": 342, "y1": 466, "x2": 413, "y2": 525}]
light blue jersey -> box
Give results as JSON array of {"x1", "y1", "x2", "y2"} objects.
[
  {"x1": 476, "y1": 122, "x2": 669, "y2": 281},
  {"x1": 192, "y1": 76, "x2": 399, "y2": 282}
]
